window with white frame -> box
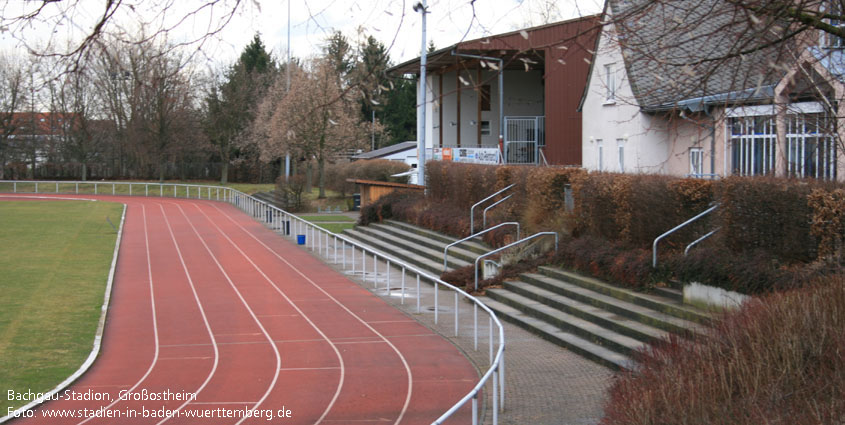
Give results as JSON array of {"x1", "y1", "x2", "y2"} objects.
[
  {"x1": 728, "y1": 116, "x2": 777, "y2": 176},
  {"x1": 617, "y1": 139, "x2": 626, "y2": 171},
  {"x1": 597, "y1": 139, "x2": 604, "y2": 171},
  {"x1": 786, "y1": 114, "x2": 838, "y2": 179},
  {"x1": 604, "y1": 64, "x2": 616, "y2": 102},
  {"x1": 690, "y1": 147, "x2": 704, "y2": 176},
  {"x1": 825, "y1": 1, "x2": 845, "y2": 48}
]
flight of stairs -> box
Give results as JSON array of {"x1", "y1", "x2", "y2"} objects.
[{"x1": 342, "y1": 220, "x2": 711, "y2": 371}]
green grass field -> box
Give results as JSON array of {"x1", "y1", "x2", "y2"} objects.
[
  {"x1": 0, "y1": 200, "x2": 123, "y2": 414},
  {"x1": 313, "y1": 222, "x2": 355, "y2": 233}
]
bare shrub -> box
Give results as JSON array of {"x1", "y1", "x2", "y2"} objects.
[{"x1": 602, "y1": 275, "x2": 845, "y2": 425}]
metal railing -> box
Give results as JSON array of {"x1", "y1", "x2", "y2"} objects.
[
  {"x1": 504, "y1": 116, "x2": 544, "y2": 165},
  {"x1": 444, "y1": 222, "x2": 521, "y2": 272},
  {"x1": 474, "y1": 232, "x2": 559, "y2": 291},
  {"x1": 470, "y1": 184, "x2": 515, "y2": 235},
  {"x1": 652, "y1": 203, "x2": 720, "y2": 267},
  {"x1": 684, "y1": 227, "x2": 721, "y2": 256},
  {"x1": 0, "y1": 180, "x2": 230, "y2": 200},
  {"x1": 0, "y1": 179, "x2": 506, "y2": 425},
  {"x1": 483, "y1": 194, "x2": 513, "y2": 230}
]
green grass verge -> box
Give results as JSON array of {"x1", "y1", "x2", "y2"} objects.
[
  {"x1": 314, "y1": 222, "x2": 355, "y2": 233},
  {"x1": 299, "y1": 215, "x2": 356, "y2": 223},
  {"x1": 0, "y1": 200, "x2": 123, "y2": 414}
]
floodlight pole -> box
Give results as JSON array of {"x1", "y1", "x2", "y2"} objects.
[
  {"x1": 415, "y1": 0, "x2": 428, "y2": 187},
  {"x1": 285, "y1": 0, "x2": 292, "y2": 181}
]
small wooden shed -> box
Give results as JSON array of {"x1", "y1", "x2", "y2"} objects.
[{"x1": 347, "y1": 179, "x2": 425, "y2": 208}]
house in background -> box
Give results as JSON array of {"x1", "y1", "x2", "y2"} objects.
[
  {"x1": 351, "y1": 141, "x2": 418, "y2": 167},
  {"x1": 388, "y1": 16, "x2": 599, "y2": 166},
  {"x1": 351, "y1": 141, "x2": 422, "y2": 184},
  {"x1": 580, "y1": 0, "x2": 844, "y2": 180}
]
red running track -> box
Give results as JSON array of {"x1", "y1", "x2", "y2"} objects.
[{"x1": 4, "y1": 195, "x2": 476, "y2": 425}]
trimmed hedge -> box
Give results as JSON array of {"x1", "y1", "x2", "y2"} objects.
[
  {"x1": 360, "y1": 162, "x2": 845, "y2": 294},
  {"x1": 325, "y1": 159, "x2": 411, "y2": 196}
]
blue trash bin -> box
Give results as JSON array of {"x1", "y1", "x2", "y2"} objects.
[{"x1": 297, "y1": 234, "x2": 306, "y2": 245}]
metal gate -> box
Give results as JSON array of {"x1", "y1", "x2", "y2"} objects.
[{"x1": 504, "y1": 116, "x2": 544, "y2": 164}]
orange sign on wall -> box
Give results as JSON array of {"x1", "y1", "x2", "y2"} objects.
[{"x1": 442, "y1": 148, "x2": 453, "y2": 161}]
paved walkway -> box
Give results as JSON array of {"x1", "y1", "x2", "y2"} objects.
[{"x1": 312, "y1": 237, "x2": 615, "y2": 425}]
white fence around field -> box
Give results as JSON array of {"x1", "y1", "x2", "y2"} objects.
[{"x1": 0, "y1": 180, "x2": 506, "y2": 425}]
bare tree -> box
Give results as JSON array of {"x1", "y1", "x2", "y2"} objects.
[
  {"x1": 0, "y1": 0, "x2": 246, "y2": 72},
  {"x1": 256, "y1": 57, "x2": 369, "y2": 198},
  {"x1": 0, "y1": 54, "x2": 24, "y2": 179},
  {"x1": 49, "y1": 61, "x2": 104, "y2": 181}
]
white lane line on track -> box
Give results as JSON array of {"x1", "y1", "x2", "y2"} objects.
[
  {"x1": 172, "y1": 203, "x2": 283, "y2": 425},
  {"x1": 208, "y1": 203, "x2": 414, "y2": 425},
  {"x1": 155, "y1": 203, "x2": 220, "y2": 425},
  {"x1": 76, "y1": 205, "x2": 160, "y2": 425},
  {"x1": 279, "y1": 367, "x2": 342, "y2": 371},
  {"x1": 187, "y1": 203, "x2": 346, "y2": 425}
]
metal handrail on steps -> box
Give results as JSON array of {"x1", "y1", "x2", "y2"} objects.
[
  {"x1": 684, "y1": 227, "x2": 721, "y2": 256},
  {"x1": 483, "y1": 194, "x2": 513, "y2": 230},
  {"x1": 652, "y1": 203, "x2": 720, "y2": 268},
  {"x1": 474, "y1": 232, "x2": 559, "y2": 292},
  {"x1": 0, "y1": 179, "x2": 506, "y2": 425},
  {"x1": 444, "y1": 222, "x2": 521, "y2": 272},
  {"x1": 470, "y1": 184, "x2": 515, "y2": 235}
]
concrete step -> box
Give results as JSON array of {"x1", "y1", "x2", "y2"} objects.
[
  {"x1": 384, "y1": 220, "x2": 489, "y2": 255},
  {"x1": 353, "y1": 225, "x2": 474, "y2": 271},
  {"x1": 480, "y1": 296, "x2": 634, "y2": 371},
  {"x1": 342, "y1": 228, "x2": 457, "y2": 275},
  {"x1": 369, "y1": 222, "x2": 482, "y2": 264},
  {"x1": 487, "y1": 288, "x2": 644, "y2": 355},
  {"x1": 538, "y1": 266, "x2": 712, "y2": 325},
  {"x1": 520, "y1": 272, "x2": 708, "y2": 338},
  {"x1": 502, "y1": 280, "x2": 671, "y2": 344}
]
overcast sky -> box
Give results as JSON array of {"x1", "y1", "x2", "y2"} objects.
[{"x1": 1, "y1": 0, "x2": 602, "y2": 69}]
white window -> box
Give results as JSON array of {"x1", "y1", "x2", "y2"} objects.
[
  {"x1": 604, "y1": 64, "x2": 616, "y2": 102},
  {"x1": 597, "y1": 139, "x2": 604, "y2": 171},
  {"x1": 617, "y1": 139, "x2": 626, "y2": 171},
  {"x1": 728, "y1": 116, "x2": 776, "y2": 176},
  {"x1": 480, "y1": 120, "x2": 491, "y2": 136},
  {"x1": 825, "y1": 1, "x2": 845, "y2": 48},
  {"x1": 690, "y1": 147, "x2": 704, "y2": 176},
  {"x1": 786, "y1": 114, "x2": 838, "y2": 179}
]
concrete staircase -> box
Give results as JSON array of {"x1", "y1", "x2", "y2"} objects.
[
  {"x1": 342, "y1": 219, "x2": 489, "y2": 275},
  {"x1": 342, "y1": 220, "x2": 711, "y2": 371},
  {"x1": 483, "y1": 267, "x2": 711, "y2": 370}
]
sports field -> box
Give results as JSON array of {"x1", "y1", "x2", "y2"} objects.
[{"x1": 0, "y1": 200, "x2": 123, "y2": 414}]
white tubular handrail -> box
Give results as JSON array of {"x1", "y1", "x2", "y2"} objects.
[
  {"x1": 483, "y1": 194, "x2": 513, "y2": 230},
  {"x1": 474, "y1": 232, "x2": 559, "y2": 292},
  {"x1": 652, "y1": 203, "x2": 720, "y2": 268},
  {"x1": 0, "y1": 180, "x2": 506, "y2": 425},
  {"x1": 443, "y1": 221, "x2": 520, "y2": 272},
  {"x1": 0, "y1": 180, "x2": 231, "y2": 202},
  {"x1": 470, "y1": 184, "x2": 515, "y2": 235}
]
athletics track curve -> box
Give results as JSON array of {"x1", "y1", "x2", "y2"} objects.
[{"x1": 3, "y1": 195, "x2": 476, "y2": 425}]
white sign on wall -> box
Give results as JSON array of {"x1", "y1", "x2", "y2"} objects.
[{"x1": 432, "y1": 147, "x2": 500, "y2": 165}]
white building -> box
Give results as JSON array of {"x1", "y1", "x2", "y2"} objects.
[{"x1": 580, "y1": 0, "x2": 844, "y2": 181}]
